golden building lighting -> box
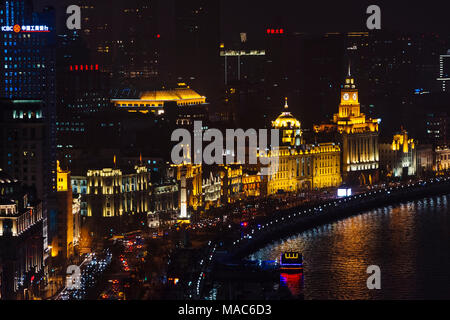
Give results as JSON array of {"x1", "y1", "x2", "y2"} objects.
[
  {"x1": 86, "y1": 165, "x2": 151, "y2": 218},
  {"x1": 379, "y1": 129, "x2": 416, "y2": 178},
  {"x1": 267, "y1": 99, "x2": 342, "y2": 195},
  {"x1": 272, "y1": 98, "x2": 302, "y2": 146},
  {"x1": 111, "y1": 84, "x2": 206, "y2": 115},
  {"x1": 314, "y1": 65, "x2": 380, "y2": 185},
  {"x1": 51, "y1": 161, "x2": 74, "y2": 260}
]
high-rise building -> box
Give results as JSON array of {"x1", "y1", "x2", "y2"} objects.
[
  {"x1": 68, "y1": 0, "x2": 160, "y2": 86},
  {"x1": 0, "y1": 0, "x2": 57, "y2": 197},
  {"x1": 158, "y1": 0, "x2": 221, "y2": 98},
  {"x1": 0, "y1": 171, "x2": 45, "y2": 300},
  {"x1": 0, "y1": 100, "x2": 46, "y2": 199},
  {"x1": 437, "y1": 50, "x2": 450, "y2": 92}
]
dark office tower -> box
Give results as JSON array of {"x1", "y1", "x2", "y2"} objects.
[
  {"x1": 425, "y1": 112, "x2": 449, "y2": 147},
  {"x1": 345, "y1": 31, "x2": 449, "y2": 137},
  {"x1": 438, "y1": 50, "x2": 450, "y2": 92},
  {"x1": 71, "y1": 0, "x2": 159, "y2": 87},
  {"x1": 171, "y1": 0, "x2": 221, "y2": 99},
  {"x1": 114, "y1": 0, "x2": 159, "y2": 83},
  {"x1": 0, "y1": 100, "x2": 46, "y2": 200},
  {"x1": 298, "y1": 33, "x2": 345, "y2": 128},
  {"x1": 55, "y1": 29, "x2": 111, "y2": 162},
  {"x1": 0, "y1": 1, "x2": 57, "y2": 197}
]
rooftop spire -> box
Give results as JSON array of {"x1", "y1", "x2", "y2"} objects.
[
  {"x1": 347, "y1": 60, "x2": 351, "y2": 77},
  {"x1": 284, "y1": 97, "x2": 289, "y2": 109}
]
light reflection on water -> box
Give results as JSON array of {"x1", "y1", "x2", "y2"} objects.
[{"x1": 250, "y1": 195, "x2": 450, "y2": 299}]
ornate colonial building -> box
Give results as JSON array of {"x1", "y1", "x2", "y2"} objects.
[
  {"x1": 379, "y1": 129, "x2": 417, "y2": 179},
  {"x1": 314, "y1": 68, "x2": 380, "y2": 185},
  {"x1": 272, "y1": 98, "x2": 303, "y2": 146},
  {"x1": 267, "y1": 99, "x2": 342, "y2": 194}
]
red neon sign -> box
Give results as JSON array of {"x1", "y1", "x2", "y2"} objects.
[
  {"x1": 69, "y1": 64, "x2": 100, "y2": 71},
  {"x1": 267, "y1": 28, "x2": 284, "y2": 35}
]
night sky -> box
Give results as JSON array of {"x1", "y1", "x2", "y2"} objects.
[
  {"x1": 221, "y1": 0, "x2": 449, "y2": 37},
  {"x1": 34, "y1": 0, "x2": 450, "y2": 37}
]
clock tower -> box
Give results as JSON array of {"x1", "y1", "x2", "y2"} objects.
[
  {"x1": 338, "y1": 67, "x2": 361, "y2": 118},
  {"x1": 314, "y1": 63, "x2": 381, "y2": 185}
]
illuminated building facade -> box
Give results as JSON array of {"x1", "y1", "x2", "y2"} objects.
[
  {"x1": 311, "y1": 143, "x2": 342, "y2": 189},
  {"x1": 175, "y1": 164, "x2": 202, "y2": 212},
  {"x1": 416, "y1": 144, "x2": 434, "y2": 177},
  {"x1": 49, "y1": 162, "x2": 73, "y2": 262},
  {"x1": 0, "y1": 171, "x2": 45, "y2": 299},
  {"x1": 242, "y1": 171, "x2": 263, "y2": 198},
  {"x1": 111, "y1": 84, "x2": 206, "y2": 116},
  {"x1": 86, "y1": 166, "x2": 151, "y2": 219},
  {"x1": 435, "y1": 146, "x2": 450, "y2": 172},
  {"x1": 152, "y1": 182, "x2": 179, "y2": 214},
  {"x1": 202, "y1": 171, "x2": 221, "y2": 210},
  {"x1": 314, "y1": 69, "x2": 380, "y2": 185},
  {"x1": 272, "y1": 98, "x2": 303, "y2": 146},
  {"x1": 267, "y1": 143, "x2": 341, "y2": 194},
  {"x1": 219, "y1": 164, "x2": 244, "y2": 204},
  {"x1": 379, "y1": 130, "x2": 417, "y2": 178},
  {"x1": 267, "y1": 100, "x2": 342, "y2": 194}
]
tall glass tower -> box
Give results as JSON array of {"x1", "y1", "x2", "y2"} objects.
[{"x1": 0, "y1": 0, "x2": 56, "y2": 197}]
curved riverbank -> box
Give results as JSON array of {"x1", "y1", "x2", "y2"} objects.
[{"x1": 227, "y1": 177, "x2": 450, "y2": 260}]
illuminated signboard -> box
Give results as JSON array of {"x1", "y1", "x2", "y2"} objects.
[
  {"x1": 266, "y1": 28, "x2": 284, "y2": 35},
  {"x1": 337, "y1": 188, "x2": 352, "y2": 197},
  {"x1": 1, "y1": 24, "x2": 50, "y2": 33},
  {"x1": 69, "y1": 64, "x2": 99, "y2": 71},
  {"x1": 280, "y1": 252, "x2": 303, "y2": 270}
]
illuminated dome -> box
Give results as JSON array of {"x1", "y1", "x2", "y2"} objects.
[
  {"x1": 272, "y1": 98, "x2": 301, "y2": 129},
  {"x1": 272, "y1": 98, "x2": 303, "y2": 146}
]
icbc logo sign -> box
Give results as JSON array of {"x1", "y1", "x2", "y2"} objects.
[{"x1": 13, "y1": 24, "x2": 21, "y2": 33}]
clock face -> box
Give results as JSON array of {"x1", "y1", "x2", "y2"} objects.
[
  {"x1": 343, "y1": 93, "x2": 350, "y2": 101},
  {"x1": 352, "y1": 93, "x2": 358, "y2": 101}
]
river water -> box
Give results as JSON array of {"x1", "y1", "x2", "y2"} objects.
[{"x1": 249, "y1": 194, "x2": 450, "y2": 299}]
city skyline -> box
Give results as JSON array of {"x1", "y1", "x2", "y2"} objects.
[{"x1": 1, "y1": 0, "x2": 450, "y2": 306}]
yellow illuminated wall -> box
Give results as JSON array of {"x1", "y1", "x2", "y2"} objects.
[
  {"x1": 314, "y1": 71, "x2": 380, "y2": 183},
  {"x1": 111, "y1": 85, "x2": 206, "y2": 114},
  {"x1": 312, "y1": 143, "x2": 342, "y2": 189},
  {"x1": 86, "y1": 166, "x2": 151, "y2": 218},
  {"x1": 266, "y1": 144, "x2": 341, "y2": 194},
  {"x1": 57, "y1": 161, "x2": 70, "y2": 192},
  {"x1": 380, "y1": 129, "x2": 416, "y2": 178},
  {"x1": 267, "y1": 98, "x2": 342, "y2": 194},
  {"x1": 52, "y1": 161, "x2": 74, "y2": 260}
]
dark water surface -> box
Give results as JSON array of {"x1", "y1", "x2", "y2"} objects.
[{"x1": 250, "y1": 195, "x2": 450, "y2": 299}]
